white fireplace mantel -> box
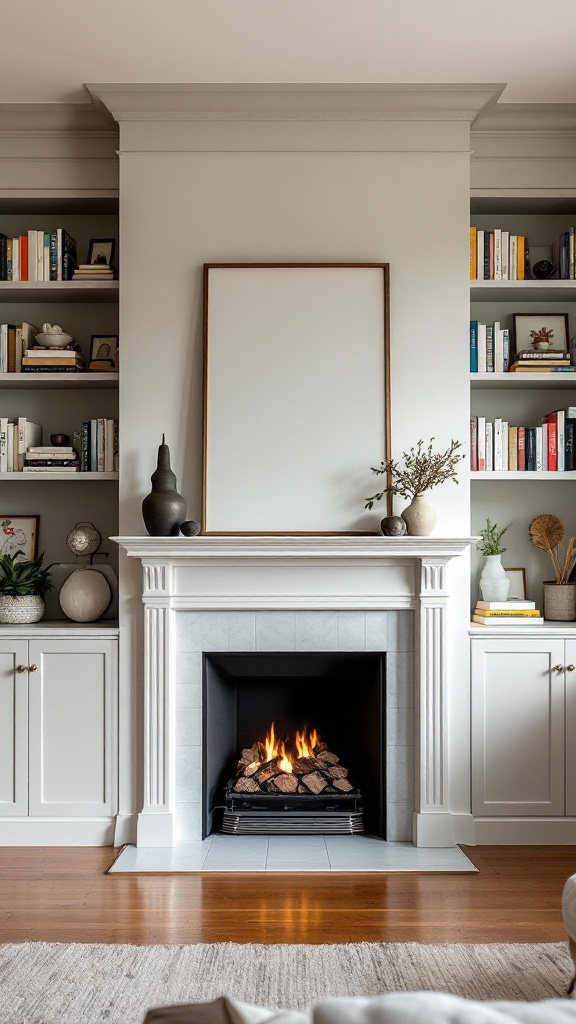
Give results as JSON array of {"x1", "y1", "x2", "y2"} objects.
[{"x1": 114, "y1": 535, "x2": 474, "y2": 848}]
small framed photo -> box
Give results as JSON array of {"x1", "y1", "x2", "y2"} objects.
[
  {"x1": 0, "y1": 515, "x2": 39, "y2": 561},
  {"x1": 90, "y1": 335, "x2": 118, "y2": 364},
  {"x1": 513, "y1": 313, "x2": 569, "y2": 355},
  {"x1": 504, "y1": 567, "x2": 527, "y2": 601},
  {"x1": 86, "y1": 238, "x2": 115, "y2": 267}
]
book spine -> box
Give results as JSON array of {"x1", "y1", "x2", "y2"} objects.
[
  {"x1": 20, "y1": 365, "x2": 80, "y2": 373},
  {"x1": 113, "y1": 418, "x2": 119, "y2": 473},
  {"x1": 81, "y1": 421, "x2": 90, "y2": 472},
  {"x1": 517, "y1": 236, "x2": 525, "y2": 280},
  {"x1": 476, "y1": 230, "x2": 484, "y2": 281},
  {"x1": 485, "y1": 421, "x2": 493, "y2": 472},
  {"x1": 517, "y1": 427, "x2": 526, "y2": 471},
  {"x1": 97, "y1": 418, "x2": 105, "y2": 472},
  {"x1": 49, "y1": 230, "x2": 58, "y2": 281},
  {"x1": 469, "y1": 226, "x2": 477, "y2": 280},
  {"x1": 0, "y1": 417, "x2": 8, "y2": 473},
  {"x1": 494, "y1": 326, "x2": 504, "y2": 373},
  {"x1": 12, "y1": 238, "x2": 19, "y2": 282},
  {"x1": 477, "y1": 415, "x2": 486, "y2": 471},
  {"x1": 24, "y1": 459, "x2": 79, "y2": 467},
  {"x1": 19, "y1": 234, "x2": 28, "y2": 281},
  {"x1": 477, "y1": 323, "x2": 487, "y2": 373},
  {"x1": 535, "y1": 425, "x2": 543, "y2": 471},
  {"x1": 510, "y1": 234, "x2": 517, "y2": 280},
  {"x1": 470, "y1": 416, "x2": 478, "y2": 472},
  {"x1": 557, "y1": 410, "x2": 565, "y2": 472},
  {"x1": 570, "y1": 226, "x2": 575, "y2": 280},
  {"x1": 36, "y1": 230, "x2": 43, "y2": 281},
  {"x1": 501, "y1": 230, "x2": 509, "y2": 280},
  {"x1": 0, "y1": 234, "x2": 7, "y2": 281},
  {"x1": 502, "y1": 328, "x2": 511, "y2": 371},
  {"x1": 485, "y1": 325, "x2": 494, "y2": 373},
  {"x1": 494, "y1": 228, "x2": 502, "y2": 280},
  {"x1": 489, "y1": 232, "x2": 495, "y2": 279},
  {"x1": 483, "y1": 233, "x2": 491, "y2": 280},
  {"x1": 469, "y1": 320, "x2": 478, "y2": 373},
  {"x1": 90, "y1": 418, "x2": 98, "y2": 471},
  {"x1": 494, "y1": 417, "x2": 503, "y2": 471},
  {"x1": 525, "y1": 427, "x2": 536, "y2": 471},
  {"x1": 565, "y1": 419, "x2": 575, "y2": 471},
  {"x1": 541, "y1": 422, "x2": 548, "y2": 471},
  {"x1": 509, "y1": 426, "x2": 518, "y2": 471},
  {"x1": 502, "y1": 421, "x2": 509, "y2": 471}
]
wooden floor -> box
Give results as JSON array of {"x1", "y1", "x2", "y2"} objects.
[{"x1": 0, "y1": 846, "x2": 573, "y2": 945}]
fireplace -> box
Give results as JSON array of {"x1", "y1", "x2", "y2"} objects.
[
  {"x1": 115, "y1": 535, "x2": 474, "y2": 849},
  {"x1": 203, "y1": 652, "x2": 385, "y2": 837}
]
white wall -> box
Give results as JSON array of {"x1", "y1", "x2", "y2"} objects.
[{"x1": 115, "y1": 104, "x2": 473, "y2": 835}]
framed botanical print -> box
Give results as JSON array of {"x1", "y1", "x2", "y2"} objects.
[{"x1": 0, "y1": 515, "x2": 39, "y2": 560}]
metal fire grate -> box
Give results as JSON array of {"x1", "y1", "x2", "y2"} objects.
[{"x1": 221, "y1": 788, "x2": 364, "y2": 836}]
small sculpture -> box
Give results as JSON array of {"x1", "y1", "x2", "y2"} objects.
[
  {"x1": 532, "y1": 260, "x2": 556, "y2": 280},
  {"x1": 180, "y1": 520, "x2": 201, "y2": 537},
  {"x1": 142, "y1": 436, "x2": 187, "y2": 537},
  {"x1": 380, "y1": 516, "x2": 407, "y2": 537},
  {"x1": 66, "y1": 522, "x2": 102, "y2": 558}
]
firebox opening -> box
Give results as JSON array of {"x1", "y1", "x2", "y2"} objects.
[{"x1": 202, "y1": 652, "x2": 385, "y2": 839}]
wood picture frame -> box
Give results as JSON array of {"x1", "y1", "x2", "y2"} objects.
[
  {"x1": 0, "y1": 515, "x2": 39, "y2": 560},
  {"x1": 504, "y1": 567, "x2": 527, "y2": 601},
  {"x1": 90, "y1": 334, "x2": 118, "y2": 364},
  {"x1": 87, "y1": 238, "x2": 116, "y2": 267},
  {"x1": 513, "y1": 313, "x2": 569, "y2": 355},
  {"x1": 202, "y1": 263, "x2": 391, "y2": 535}
]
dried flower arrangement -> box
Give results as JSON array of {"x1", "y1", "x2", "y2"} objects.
[
  {"x1": 530, "y1": 327, "x2": 554, "y2": 341},
  {"x1": 529, "y1": 514, "x2": 576, "y2": 584},
  {"x1": 365, "y1": 438, "x2": 465, "y2": 509}
]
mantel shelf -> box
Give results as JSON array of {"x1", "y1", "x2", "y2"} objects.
[
  {"x1": 113, "y1": 536, "x2": 475, "y2": 561},
  {"x1": 471, "y1": 471, "x2": 576, "y2": 481}
]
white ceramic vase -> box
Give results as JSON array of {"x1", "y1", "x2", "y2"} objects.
[
  {"x1": 479, "y1": 555, "x2": 510, "y2": 602},
  {"x1": 0, "y1": 594, "x2": 44, "y2": 624},
  {"x1": 401, "y1": 493, "x2": 437, "y2": 537}
]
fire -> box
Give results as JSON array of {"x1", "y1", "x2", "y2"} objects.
[{"x1": 262, "y1": 723, "x2": 320, "y2": 773}]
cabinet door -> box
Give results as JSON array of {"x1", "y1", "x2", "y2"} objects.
[
  {"x1": 28, "y1": 638, "x2": 117, "y2": 817},
  {"x1": 471, "y1": 638, "x2": 565, "y2": 816},
  {"x1": 565, "y1": 640, "x2": 576, "y2": 817},
  {"x1": 0, "y1": 640, "x2": 29, "y2": 816}
]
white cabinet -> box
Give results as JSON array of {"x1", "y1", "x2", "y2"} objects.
[
  {"x1": 471, "y1": 634, "x2": 576, "y2": 839},
  {"x1": 0, "y1": 632, "x2": 118, "y2": 842}
]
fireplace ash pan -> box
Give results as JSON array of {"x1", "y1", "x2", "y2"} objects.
[{"x1": 221, "y1": 787, "x2": 364, "y2": 835}]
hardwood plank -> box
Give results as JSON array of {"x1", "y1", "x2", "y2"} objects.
[{"x1": 0, "y1": 845, "x2": 572, "y2": 945}]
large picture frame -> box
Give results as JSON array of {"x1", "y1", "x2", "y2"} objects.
[{"x1": 202, "y1": 263, "x2": 391, "y2": 535}]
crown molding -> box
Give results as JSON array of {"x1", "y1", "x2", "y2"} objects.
[
  {"x1": 87, "y1": 83, "x2": 505, "y2": 124},
  {"x1": 472, "y1": 103, "x2": 576, "y2": 134},
  {"x1": 0, "y1": 93, "x2": 117, "y2": 136}
]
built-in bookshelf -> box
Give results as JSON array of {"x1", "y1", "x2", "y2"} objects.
[
  {"x1": 469, "y1": 197, "x2": 576, "y2": 609},
  {"x1": 0, "y1": 197, "x2": 119, "y2": 610}
]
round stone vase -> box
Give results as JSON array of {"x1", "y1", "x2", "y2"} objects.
[
  {"x1": 400, "y1": 494, "x2": 437, "y2": 537},
  {"x1": 142, "y1": 436, "x2": 187, "y2": 537},
  {"x1": 479, "y1": 555, "x2": 510, "y2": 602},
  {"x1": 543, "y1": 581, "x2": 576, "y2": 621}
]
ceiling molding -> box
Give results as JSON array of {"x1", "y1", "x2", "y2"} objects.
[
  {"x1": 472, "y1": 103, "x2": 576, "y2": 134},
  {"x1": 87, "y1": 83, "x2": 505, "y2": 123},
  {"x1": 0, "y1": 98, "x2": 117, "y2": 136}
]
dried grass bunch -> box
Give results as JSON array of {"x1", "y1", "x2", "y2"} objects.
[
  {"x1": 365, "y1": 438, "x2": 465, "y2": 509},
  {"x1": 529, "y1": 514, "x2": 576, "y2": 584}
]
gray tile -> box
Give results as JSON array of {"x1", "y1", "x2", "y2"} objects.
[
  {"x1": 386, "y1": 802, "x2": 414, "y2": 842},
  {"x1": 176, "y1": 681, "x2": 202, "y2": 709},
  {"x1": 175, "y1": 746, "x2": 202, "y2": 802},
  {"x1": 141, "y1": 843, "x2": 210, "y2": 871},
  {"x1": 176, "y1": 652, "x2": 203, "y2": 690},
  {"x1": 256, "y1": 611, "x2": 296, "y2": 651},
  {"x1": 176, "y1": 612, "x2": 230, "y2": 653},
  {"x1": 365, "y1": 611, "x2": 388, "y2": 651},
  {"x1": 266, "y1": 836, "x2": 330, "y2": 871},
  {"x1": 176, "y1": 707, "x2": 202, "y2": 747},
  {"x1": 386, "y1": 653, "x2": 414, "y2": 708},
  {"x1": 175, "y1": 802, "x2": 202, "y2": 842},
  {"x1": 294, "y1": 611, "x2": 338, "y2": 651},
  {"x1": 203, "y1": 837, "x2": 268, "y2": 871},
  {"x1": 228, "y1": 612, "x2": 257, "y2": 651},
  {"x1": 326, "y1": 840, "x2": 397, "y2": 871},
  {"x1": 386, "y1": 611, "x2": 414, "y2": 652},
  {"x1": 387, "y1": 755, "x2": 415, "y2": 804},
  {"x1": 336, "y1": 612, "x2": 366, "y2": 651},
  {"x1": 108, "y1": 845, "x2": 149, "y2": 871},
  {"x1": 387, "y1": 707, "x2": 414, "y2": 747}
]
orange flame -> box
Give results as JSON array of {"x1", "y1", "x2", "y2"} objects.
[{"x1": 262, "y1": 723, "x2": 321, "y2": 773}]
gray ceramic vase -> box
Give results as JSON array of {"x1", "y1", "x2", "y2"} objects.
[{"x1": 142, "y1": 435, "x2": 187, "y2": 537}]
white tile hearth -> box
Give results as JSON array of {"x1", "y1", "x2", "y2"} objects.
[{"x1": 109, "y1": 837, "x2": 477, "y2": 873}]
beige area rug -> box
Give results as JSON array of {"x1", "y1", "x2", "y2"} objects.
[{"x1": 0, "y1": 941, "x2": 572, "y2": 1024}]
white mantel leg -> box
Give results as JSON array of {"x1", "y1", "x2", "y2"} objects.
[
  {"x1": 413, "y1": 557, "x2": 454, "y2": 847},
  {"x1": 137, "y1": 561, "x2": 176, "y2": 847}
]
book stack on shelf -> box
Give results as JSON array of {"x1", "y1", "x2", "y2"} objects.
[
  {"x1": 470, "y1": 227, "x2": 526, "y2": 281},
  {"x1": 470, "y1": 406, "x2": 576, "y2": 472},
  {"x1": 0, "y1": 323, "x2": 38, "y2": 372},
  {"x1": 23, "y1": 445, "x2": 79, "y2": 473},
  {"x1": 471, "y1": 599, "x2": 543, "y2": 626},
  {"x1": 81, "y1": 418, "x2": 118, "y2": 473},
  {"x1": 0, "y1": 229, "x2": 77, "y2": 281},
  {"x1": 558, "y1": 227, "x2": 576, "y2": 279},
  {"x1": 0, "y1": 417, "x2": 41, "y2": 472},
  {"x1": 509, "y1": 349, "x2": 574, "y2": 374},
  {"x1": 72, "y1": 263, "x2": 114, "y2": 281},
  {"x1": 470, "y1": 320, "x2": 511, "y2": 372},
  {"x1": 21, "y1": 347, "x2": 85, "y2": 373}
]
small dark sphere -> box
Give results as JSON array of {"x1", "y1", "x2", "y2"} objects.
[
  {"x1": 380, "y1": 515, "x2": 407, "y2": 537},
  {"x1": 532, "y1": 260, "x2": 556, "y2": 280},
  {"x1": 180, "y1": 520, "x2": 201, "y2": 537}
]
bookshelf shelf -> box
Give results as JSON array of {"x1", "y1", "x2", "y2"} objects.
[
  {"x1": 471, "y1": 471, "x2": 576, "y2": 481},
  {"x1": 470, "y1": 280, "x2": 576, "y2": 302},
  {"x1": 0, "y1": 372, "x2": 119, "y2": 389},
  {"x1": 471, "y1": 372, "x2": 576, "y2": 390},
  {"x1": 0, "y1": 472, "x2": 119, "y2": 481},
  {"x1": 0, "y1": 281, "x2": 118, "y2": 303}
]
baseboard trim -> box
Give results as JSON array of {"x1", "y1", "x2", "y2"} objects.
[
  {"x1": 474, "y1": 817, "x2": 576, "y2": 844},
  {"x1": 0, "y1": 817, "x2": 116, "y2": 845}
]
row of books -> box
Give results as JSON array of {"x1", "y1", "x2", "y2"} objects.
[
  {"x1": 469, "y1": 228, "x2": 526, "y2": 281},
  {"x1": 558, "y1": 228, "x2": 576, "y2": 279},
  {"x1": 0, "y1": 417, "x2": 118, "y2": 473},
  {"x1": 471, "y1": 599, "x2": 543, "y2": 626},
  {"x1": 0, "y1": 322, "x2": 38, "y2": 372},
  {"x1": 470, "y1": 321, "x2": 511, "y2": 372},
  {"x1": 0, "y1": 229, "x2": 77, "y2": 282},
  {"x1": 470, "y1": 408, "x2": 576, "y2": 472}
]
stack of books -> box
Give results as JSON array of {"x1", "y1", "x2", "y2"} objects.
[
  {"x1": 471, "y1": 599, "x2": 543, "y2": 626},
  {"x1": 509, "y1": 349, "x2": 574, "y2": 374},
  {"x1": 72, "y1": 263, "x2": 114, "y2": 281},
  {"x1": 470, "y1": 227, "x2": 526, "y2": 281},
  {"x1": 21, "y1": 348, "x2": 85, "y2": 373},
  {"x1": 23, "y1": 445, "x2": 79, "y2": 473}
]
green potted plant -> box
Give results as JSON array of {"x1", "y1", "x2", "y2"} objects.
[
  {"x1": 365, "y1": 438, "x2": 465, "y2": 536},
  {"x1": 0, "y1": 550, "x2": 54, "y2": 624},
  {"x1": 476, "y1": 519, "x2": 510, "y2": 602}
]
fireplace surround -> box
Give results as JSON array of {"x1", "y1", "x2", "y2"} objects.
[{"x1": 115, "y1": 535, "x2": 473, "y2": 848}]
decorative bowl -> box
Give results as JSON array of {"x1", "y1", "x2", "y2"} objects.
[
  {"x1": 34, "y1": 332, "x2": 74, "y2": 349},
  {"x1": 50, "y1": 433, "x2": 70, "y2": 447}
]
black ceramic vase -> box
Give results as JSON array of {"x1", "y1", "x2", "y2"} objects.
[{"x1": 142, "y1": 435, "x2": 187, "y2": 537}]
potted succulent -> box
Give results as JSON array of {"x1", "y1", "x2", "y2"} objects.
[
  {"x1": 365, "y1": 437, "x2": 465, "y2": 536},
  {"x1": 0, "y1": 550, "x2": 54, "y2": 624},
  {"x1": 530, "y1": 326, "x2": 554, "y2": 351},
  {"x1": 476, "y1": 519, "x2": 510, "y2": 602}
]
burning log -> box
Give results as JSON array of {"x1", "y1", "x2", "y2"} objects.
[
  {"x1": 243, "y1": 762, "x2": 261, "y2": 777},
  {"x1": 327, "y1": 765, "x2": 348, "y2": 780},
  {"x1": 238, "y1": 747, "x2": 260, "y2": 769},
  {"x1": 229, "y1": 724, "x2": 357, "y2": 797},
  {"x1": 301, "y1": 771, "x2": 329, "y2": 794},
  {"x1": 272, "y1": 773, "x2": 299, "y2": 793},
  {"x1": 316, "y1": 750, "x2": 340, "y2": 767},
  {"x1": 255, "y1": 759, "x2": 281, "y2": 784},
  {"x1": 233, "y1": 776, "x2": 261, "y2": 793},
  {"x1": 333, "y1": 778, "x2": 353, "y2": 793}
]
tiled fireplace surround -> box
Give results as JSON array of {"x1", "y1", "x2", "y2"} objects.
[{"x1": 117, "y1": 535, "x2": 472, "y2": 849}]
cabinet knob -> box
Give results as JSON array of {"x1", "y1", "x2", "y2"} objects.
[
  {"x1": 28, "y1": 664, "x2": 37, "y2": 673},
  {"x1": 554, "y1": 664, "x2": 564, "y2": 672},
  {"x1": 16, "y1": 664, "x2": 27, "y2": 673},
  {"x1": 567, "y1": 665, "x2": 576, "y2": 673}
]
